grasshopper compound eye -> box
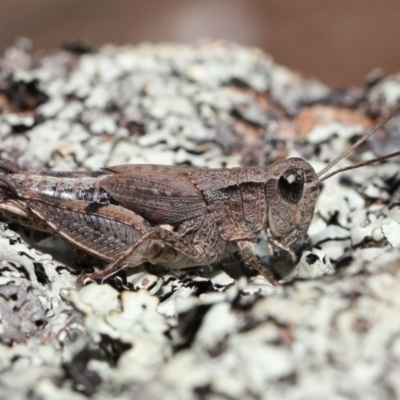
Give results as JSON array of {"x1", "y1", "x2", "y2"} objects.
[{"x1": 277, "y1": 168, "x2": 304, "y2": 204}]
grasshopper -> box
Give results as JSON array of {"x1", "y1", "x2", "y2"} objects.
[{"x1": 0, "y1": 107, "x2": 399, "y2": 286}]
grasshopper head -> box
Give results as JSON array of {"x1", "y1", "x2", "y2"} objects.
[
  {"x1": 263, "y1": 106, "x2": 400, "y2": 256},
  {"x1": 265, "y1": 158, "x2": 319, "y2": 247}
]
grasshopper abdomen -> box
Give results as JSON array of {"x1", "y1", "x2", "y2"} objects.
[{"x1": 2, "y1": 173, "x2": 111, "y2": 204}]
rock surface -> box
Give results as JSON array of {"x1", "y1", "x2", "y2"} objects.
[{"x1": 0, "y1": 40, "x2": 399, "y2": 399}]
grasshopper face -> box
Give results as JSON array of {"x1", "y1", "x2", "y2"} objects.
[{"x1": 265, "y1": 158, "x2": 319, "y2": 247}]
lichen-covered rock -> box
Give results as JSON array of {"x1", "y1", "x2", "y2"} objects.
[{"x1": 0, "y1": 40, "x2": 399, "y2": 399}]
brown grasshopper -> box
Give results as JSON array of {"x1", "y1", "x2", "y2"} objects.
[{"x1": 0, "y1": 107, "x2": 399, "y2": 286}]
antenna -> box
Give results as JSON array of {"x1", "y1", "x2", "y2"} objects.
[
  {"x1": 316, "y1": 105, "x2": 400, "y2": 183},
  {"x1": 318, "y1": 149, "x2": 400, "y2": 182}
]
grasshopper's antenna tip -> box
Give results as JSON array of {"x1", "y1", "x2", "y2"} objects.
[{"x1": 316, "y1": 105, "x2": 400, "y2": 183}]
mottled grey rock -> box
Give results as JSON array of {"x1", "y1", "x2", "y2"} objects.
[{"x1": 0, "y1": 40, "x2": 399, "y2": 400}]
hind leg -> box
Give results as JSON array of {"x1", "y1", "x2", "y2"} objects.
[{"x1": 77, "y1": 226, "x2": 218, "y2": 284}]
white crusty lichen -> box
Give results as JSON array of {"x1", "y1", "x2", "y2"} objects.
[{"x1": 0, "y1": 40, "x2": 399, "y2": 399}]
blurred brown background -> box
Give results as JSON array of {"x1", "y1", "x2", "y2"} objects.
[{"x1": 0, "y1": 0, "x2": 399, "y2": 88}]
